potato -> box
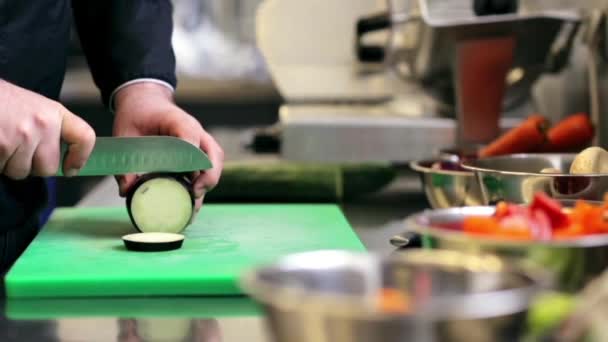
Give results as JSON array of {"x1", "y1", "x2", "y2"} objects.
[{"x1": 570, "y1": 147, "x2": 608, "y2": 174}]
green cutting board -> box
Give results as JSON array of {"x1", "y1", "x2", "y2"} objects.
[
  {"x1": 5, "y1": 204, "x2": 365, "y2": 299},
  {"x1": 7, "y1": 297, "x2": 261, "y2": 319}
]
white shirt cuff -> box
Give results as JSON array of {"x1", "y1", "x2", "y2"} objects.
[{"x1": 108, "y1": 78, "x2": 175, "y2": 113}]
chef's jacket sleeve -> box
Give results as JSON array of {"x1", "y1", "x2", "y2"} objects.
[{"x1": 71, "y1": 0, "x2": 178, "y2": 109}]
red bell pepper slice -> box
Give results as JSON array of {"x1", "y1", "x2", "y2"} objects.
[{"x1": 530, "y1": 192, "x2": 570, "y2": 229}]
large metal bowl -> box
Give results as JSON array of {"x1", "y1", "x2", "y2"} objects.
[
  {"x1": 241, "y1": 249, "x2": 546, "y2": 342},
  {"x1": 403, "y1": 205, "x2": 608, "y2": 292},
  {"x1": 461, "y1": 153, "x2": 608, "y2": 204},
  {"x1": 410, "y1": 159, "x2": 483, "y2": 208}
]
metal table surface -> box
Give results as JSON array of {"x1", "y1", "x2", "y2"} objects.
[{"x1": 0, "y1": 129, "x2": 429, "y2": 342}]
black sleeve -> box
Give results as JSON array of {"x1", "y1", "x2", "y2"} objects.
[{"x1": 71, "y1": 0, "x2": 177, "y2": 108}]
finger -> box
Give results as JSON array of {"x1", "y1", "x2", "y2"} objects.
[
  {"x1": 4, "y1": 140, "x2": 38, "y2": 180},
  {"x1": 195, "y1": 194, "x2": 204, "y2": 211},
  {"x1": 32, "y1": 115, "x2": 61, "y2": 177},
  {"x1": 193, "y1": 131, "x2": 224, "y2": 193},
  {"x1": 31, "y1": 138, "x2": 60, "y2": 177},
  {"x1": 190, "y1": 170, "x2": 201, "y2": 180},
  {"x1": 0, "y1": 141, "x2": 16, "y2": 175},
  {"x1": 60, "y1": 107, "x2": 96, "y2": 176},
  {"x1": 115, "y1": 174, "x2": 139, "y2": 197},
  {"x1": 173, "y1": 125, "x2": 203, "y2": 186},
  {"x1": 190, "y1": 192, "x2": 205, "y2": 224}
]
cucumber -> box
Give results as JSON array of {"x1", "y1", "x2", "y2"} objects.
[
  {"x1": 205, "y1": 161, "x2": 397, "y2": 202},
  {"x1": 206, "y1": 161, "x2": 342, "y2": 202},
  {"x1": 126, "y1": 173, "x2": 195, "y2": 234},
  {"x1": 342, "y1": 163, "x2": 398, "y2": 199}
]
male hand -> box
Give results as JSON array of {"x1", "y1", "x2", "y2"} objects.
[
  {"x1": 0, "y1": 79, "x2": 96, "y2": 179},
  {"x1": 112, "y1": 82, "x2": 224, "y2": 213}
]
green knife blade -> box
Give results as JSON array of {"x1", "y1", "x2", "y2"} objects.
[{"x1": 56, "y1": 136, "x2": 212, "y2": 176}]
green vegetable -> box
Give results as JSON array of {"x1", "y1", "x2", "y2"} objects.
[
  {"x1": 205, "y1": 161, "x2": 397, "y2": 202},
  {"x1": 526, "y1": 291, "x2": 576, "y2": 339}
]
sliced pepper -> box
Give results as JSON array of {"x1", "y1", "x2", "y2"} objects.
[
  {"x1": 582, "y1": 207, "x2": 608, "y2": 234},
  {"x1": 464, "y1": 215, "x2": 533, "y2": 240},
  {"x1": 495, "y1": 201, "x2": 510, "y2": 218},
  {"x1": 530, "y1": 209, "x2": 552, "y2": 240},
  {"x1": 463, "y1": 216, "x2": 501, "y2": 235},
  {"x1": 553, "y1": 223, "x2": 585, "y2": 239},
  {"x1": 529, "y1": 192, "x2": 570, "y2": 229},
  {"x1": 570, "y1": 200, "x2": 594, "y2": 224},
  {"x1": 494, "y1": 227, "x2": 533, "y2": 240}
]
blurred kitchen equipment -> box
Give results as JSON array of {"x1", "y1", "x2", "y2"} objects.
[
  {"x1": 461, "y1": 153, "x2": 608, "y2": 204},
  {"x1": 575, "y1": 5, "x2": 608, "y2": 152},
  {"x1": 172, "y1": 0, "x2": 270, "y2": 81},
  {"x1": 277, "y1": 104, "x2": 522, "y2": 163},
  {"x1": 410, "y1": 159, "x2": 483, "y2": 208},
  {"x1": 255, "y1": 0, "x2": 585, "y2": 163},
  {"x1": 241, "y1": 249, "x2": 547, "y2": 342},
  {"x1": 356, "y1": 0, "x2": 574, "y2": 114},
  {"x1": 356, "y1": 0, "x2": 579, "y2": 148},
  {"x1": 401, "y1": 203, "x2": 608, "y2": 292},
  {"x1": 255, "y1": 0, "x2": 394, "y2": 102}
]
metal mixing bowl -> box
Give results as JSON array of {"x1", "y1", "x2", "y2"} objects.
[
  {"x1": 241, "y1": 249, "x2": 546, "y2": 342},
  {"x1": 402, "y1": 205, "x2": 608, "y2": 292},
  {"x1": 461, "y1": 153, "x2": 608, "y2": 204},
  {"x1": 410, "y1": 159, "x2": 483, "y2": 208}
]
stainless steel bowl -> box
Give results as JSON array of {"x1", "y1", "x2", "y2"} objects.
[
  {"x1": 461, "y1": 153, "x2": 608, "y2": 204},
  {"x1": 241, "y1": 249, "x2": 546, "y2": 342},
  {"x1": 410, "y1": 159, "x2": 483, "y2": 208},
  {"x1": 403, "y1": 205, "x2": 608, "y2": 292}
]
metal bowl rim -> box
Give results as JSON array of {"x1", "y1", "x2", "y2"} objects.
[
  {"x1": 409, "y1": 159, "x2": 473, "y2": 176},
  {"x1": 239, "y1": 249, "x2": 543, "y2": 321},
  {"x1": 461, "y1": 153, "x2": 608, "y2": 177},
  {"x1": 405, "y1": 206, "x2": 608, "y2": 248}
]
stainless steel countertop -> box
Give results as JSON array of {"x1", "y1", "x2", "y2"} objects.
[{"x1": 0, "y1": 128, "x2": 429, "y2": 342}]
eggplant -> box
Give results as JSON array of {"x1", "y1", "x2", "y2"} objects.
[
  {"x1": 122, "y1": 232, "x2": 184, "y2": 252},
  {"x1": 126, "y1": 173, "x2": 195, "y2": 234}
]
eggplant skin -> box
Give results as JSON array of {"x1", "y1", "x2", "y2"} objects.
[
  {"x1": 125, "y1": 173, "x2": 195, "y2": 233},
  {"x1": 123, "y1": 238, "x2": 184, "y2": 252}
]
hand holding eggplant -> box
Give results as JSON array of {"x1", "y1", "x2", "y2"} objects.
[{"x1": 112, "y1": 82, "x2": 224, "y2": 217}]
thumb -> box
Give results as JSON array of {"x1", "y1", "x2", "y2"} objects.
[{"x1": 61, "y1": 107, "x2": 96, "y2": 176}]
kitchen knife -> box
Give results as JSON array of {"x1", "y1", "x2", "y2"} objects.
[{"x1": 56, "y1": 136, "x2": 212, "y2": 176}]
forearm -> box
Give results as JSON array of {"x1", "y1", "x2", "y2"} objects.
[{"x1": 71, "y1": 0, "x2": 177, "y2": 108}]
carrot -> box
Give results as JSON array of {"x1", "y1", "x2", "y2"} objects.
[
  {"x1": 463, "y1": 216, "x2": 501, "y2": 234},
  {"x1": 495, "y1": 227, "x2": 533, "y2": 240},
  {"x1": 553, "y1": 223, "x2": 584, "y2": 239},
  {"x1": 378, "y1": 288, "x2": 410, "y2": 314},
  {"x1": 543, "y1": 113, "x2": 594, "y2": 152},
  {"x1": 495, "y1": 201, "x2": 510, "y2": 218},
  {"x1": 582, "y1": 207, "x2": 608, "y2": 234},
  {"x1": 478, "y1": 114, "x2": 549, "y2": 157}
]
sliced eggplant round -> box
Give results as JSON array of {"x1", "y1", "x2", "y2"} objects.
[
  {"x1": 122, "y1": 232, "x2": 184, "y2": 252},
  {"x1": 126, "y1": 173, "x2": 195, "y2": 234}
]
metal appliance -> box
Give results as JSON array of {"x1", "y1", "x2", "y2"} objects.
[{"x1": 255, "y1": 0, "x2": 591, "y2": 163}]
